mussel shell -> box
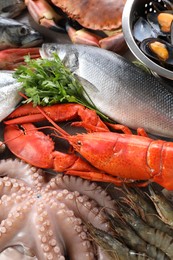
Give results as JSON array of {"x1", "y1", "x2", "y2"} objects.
[
  {"x1": 140, "y1": 37, "x2": 173, "y2": 69},
  {"x1": 147, "y1": 11, "x2": 173, "y2": 35}
]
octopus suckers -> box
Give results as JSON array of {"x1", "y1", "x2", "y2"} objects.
[
  {"x1": 0, "y1": 226, "x2": 6, "y2": 233},
  {"x1": 80, "y1": 231, "x2": 87, "y2": 239},
  {"x1": 0, "y1": 158, "x2": 116, "y2": 259},
  {"x1": 5, "y1": 181, "x2": 11, "y2": 187},
  {"x1": 49, "y1": 239, "x2": 57, "y2": 246}
]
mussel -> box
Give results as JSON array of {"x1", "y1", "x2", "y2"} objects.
[
  {"x1": 133, "y1": 0, "x2": 173, "y2": 71},
  {"x1": 157, "y1": 11, "x2": 173, "y2": 32},
  {"x1": 140, "y1": 38, "x2": 173, "y2": 69}
]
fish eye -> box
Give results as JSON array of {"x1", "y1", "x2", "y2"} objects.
[{"x1": 19, "y1": 26, "x2": 29, "y2": 36}]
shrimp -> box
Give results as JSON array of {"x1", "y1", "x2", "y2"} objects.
[
  {"x1": 120, "y1": 206, "x2": 173, "y2": 259},
  {"x1": 121, "y1": 186, "x2": 173, "y2": 237},
  {"x1": 108, "y1": 214, "x2": 169, "y2": 260},
  {"x1": 149, "y1": 185, "x2": 173, "y2": 227},
  {"x1": 88, "y1": 224, "x2": 152, "y2": 260}
]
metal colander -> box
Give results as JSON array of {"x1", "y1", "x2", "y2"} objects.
[{"x1": 122, "y1": 0, "x2": 173, "y2": 80}]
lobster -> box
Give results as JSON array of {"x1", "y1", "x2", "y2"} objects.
[{"x1": 3, "y1": 102, "x2": 173, "y2": 190}]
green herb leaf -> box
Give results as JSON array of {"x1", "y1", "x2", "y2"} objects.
[{"x1": 14, "y1": 53, "x2": 110, "y2": 121}]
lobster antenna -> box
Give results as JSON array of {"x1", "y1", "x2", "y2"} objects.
[{"x1": 36, "y1": 105, "x2": 69, "y2": 137}]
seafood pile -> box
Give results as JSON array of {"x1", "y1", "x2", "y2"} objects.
[
  {"x1": 0, "y1": 1, "x2": 43, "y2": 68},
  {"x1": 133, "y1": 0, "x2": 173, "y2": 71},
  {"x1": 39, "y1": 43, "x2": 173, "y2": 139},
  {"x1": 0, "y1": 157, "x2": 173, "y2": 259},
  {"x1": 2, "y1": 44, "x2": 173, "y2": 191},
  {"x1": 1, "y1": 1, "x2": 173, "y2": 259},
  {"x1": 0, "y1": 0, "x2": 127, "y2": 53},
  {"x1": 0, "y1": 158, "x2": 116, "y2": 259},
  {"x1": 108, "y1": 184, "x2": 173, "y2": 259},
  {"x1": 0, "y1": 0, "x2": 128, "y2": 69},
  {"x1": 25, "y1": 0, "x2": 127, "y2": 53},
  {"x1": 0, "y1": 0, "x2": 43, "y2": 50},
  {"x1": 3, "y1": 99, "x2": 173, "y2": 190}
]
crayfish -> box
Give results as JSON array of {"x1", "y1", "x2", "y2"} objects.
[{"x1": 3, "y1": 102, "x2": 173, "y2": 190}]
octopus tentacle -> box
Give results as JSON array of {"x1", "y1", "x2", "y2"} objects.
[
  {"x1": 0, "y1": 202, "x2": 33, "y2": 251},
  {"x1": 0, "y1": 159, "x2": 46, "y2": 187},
  {"x1": 52, "y1": 202, "x2": 96, "y2": 260},
  {"x1": 52, "y1": 174, "x2": 117, "y2": 215},
  {"x1": 1, "y1": 246, "x2": 38, "y2": 260},
  {"x1": 30, "y1": 202, "x2": 65, "y2": 260},
  {"x1": 0, "y1": 176, "x2": 30, "y2": 196},
  {"x1": 54, "y1": 189, "x2": 111, "y2": 232},
  {"x1": 0, "y1": 159, "x2": 116, "y2": 259}
]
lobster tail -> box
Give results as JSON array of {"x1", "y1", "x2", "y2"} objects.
[{"x1": 153, "y1": 142, "x2": 173, "y2": 190}]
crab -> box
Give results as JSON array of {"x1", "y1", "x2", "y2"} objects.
[{"x1": 25, "y1": 0, "x2": 127, "y2": 53}]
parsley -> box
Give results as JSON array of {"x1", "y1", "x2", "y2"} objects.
[{"x1": 14, "y1": 54, "x2": 109, "y2": 121}]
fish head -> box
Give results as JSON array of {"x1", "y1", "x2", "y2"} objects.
[
  {"x1": 0, "y1": 17, "x2": 43, "y2": 49},
  {"x1": 19, "y1": 26, "x2": 43, "y2": 48},
  {"x1": 40, "y1": 43, "x2": 80, "y2": 73}
]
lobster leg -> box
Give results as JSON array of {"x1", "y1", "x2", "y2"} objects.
[
  {"x1": 52, "y1": 150, "x2": 124, "y2": 185},
  {"x1": 64, "y1": 170, "x2": 133, "y2": 186},
  {"x1": 5, "y1": 103, "x2": 109, "y2": 132}
]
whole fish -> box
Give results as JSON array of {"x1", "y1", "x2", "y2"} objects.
[
  {"x1": 0, "y1": 17, "x2": 43, "y2": 50},
  {"x1": 40, "y1": 43, "x2": 173, "y2": 139},
  {"x1": 0, "y1": 0, "x2": 26, "y2": 18},
  {"x1": 0, "y1": 70, "x2": 22, "y2": 121}
]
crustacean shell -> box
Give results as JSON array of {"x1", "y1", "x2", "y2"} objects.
[{"x1": 51, "y1": 0, "x2": 126, "y2": 30}]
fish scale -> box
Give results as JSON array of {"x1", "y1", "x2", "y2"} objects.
[
  {"x1": 0, "y1": 71, "x2": 22, "y2": 121},
  {"x1": 40, "y1": 43, "x2": 173, "y2": 139}
]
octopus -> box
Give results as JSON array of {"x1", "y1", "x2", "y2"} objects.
[{"x1": 0, "y1": 158, "x2": 117, "y2": 260}]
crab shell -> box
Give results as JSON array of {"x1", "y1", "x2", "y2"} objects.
[{"x1": 51, "y1": 0, "x2": 126, "y2": 30}]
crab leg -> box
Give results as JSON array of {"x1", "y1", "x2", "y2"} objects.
[
  {"x1": 99, "y1": 31, "x2": 128, "y2": 54},
  {"x1": 25, "y1": 0, "x2": 65, "y2": 32}
]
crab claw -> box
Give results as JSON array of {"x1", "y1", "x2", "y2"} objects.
[
  {"x1": 66, "y1": 24, "x2": 101, "y2": 47},
  {"x1": 25, "y1": 0, "x2": 66, "y2": 32},
  {"x1": 0, "y1": 48, "x2": 40, "y2": 70},
  {"x1": 99, "y1": 31, "x2": 128, "y2": 54},
  {"x1": 66, "y1": 24, "x2": 127, "y2": 54}
]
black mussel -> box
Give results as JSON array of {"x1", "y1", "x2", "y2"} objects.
[
  {"x1": 147, "y1": 11, "x2": 173, "y2": 35},
  {"x1": 157, "y1": 10, "x2": 173, "y2": 33},
  {"x1": 133, "y1": 17, "x2": 158, "y2": 42},
  {"x1": 140, "y1": 38, "x2": 173, "y2": 69}
]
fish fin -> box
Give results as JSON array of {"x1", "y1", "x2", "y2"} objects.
[{"x1": 74, "y1": 73, "x2": 99, "y2": 93}]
